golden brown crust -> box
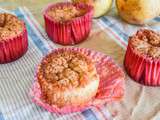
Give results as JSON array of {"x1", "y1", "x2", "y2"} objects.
[
  {"x1": 37, "y1": 50, "x2": 99, "y2": 107},
  {"x1": 47, "y1": 5, "x2": 87, "y2": 22},
  {"x1": 130, "y1": 29, "x2": 160, "y2": 58},
  {"x1": 0, "y1": 13, "x2": 24, "y2": 40}
]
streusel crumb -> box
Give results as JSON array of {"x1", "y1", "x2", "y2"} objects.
[
  {"x1": 38, "y1": 51, "x2": 95, "y2": 89},
  {"x1": 47, "y1": 5, "x2": 86, "y2": 22},
  {"x1": 130, "y1": 29, "x2": 160, "y2": 58},
  {"x1": 0, "y1": 13, "x2": 23, "y2": 40}
]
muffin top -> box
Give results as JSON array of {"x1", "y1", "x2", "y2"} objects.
[
  {"x1": 130, "y1": 29, "x2": 160, "y2": 58},
  {"x1": 47, "y1": 5, "x2": 87, "y2": 22},
  {"x1": 37, "y1": 50, "x2": 98, "y2": 91},
  {"x1": 0, "y1": 13, "x2": 24, "y2": 40}
]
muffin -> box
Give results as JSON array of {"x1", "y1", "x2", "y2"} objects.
[
  {"x1": 31, "y1": 48, "x2": 125, "y2": 113},
  {"x1": 124, "y1": 29, "x2": 160, "y2": 86},
  {"x1": 43, "y1": 2, "x2": 93, "y2": 45},
  {"x1": 0, "y1": 13, "x2": 28, "y2": 63},
  {"x1": 37, "y1": 49, "x2": 99, "y2": 107}
]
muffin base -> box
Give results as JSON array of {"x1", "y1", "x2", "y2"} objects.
[
  {"x1": 124, "y1": 43, "x2": 160, "y2": 86},
  {"x1": 0, "y1": 25, "x2": 28, "y2": 64},
  {"x1": 43, "y1": 2, "x2": 93, "y2": 45}
]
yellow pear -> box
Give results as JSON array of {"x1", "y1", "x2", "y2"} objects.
[{"x1": 116, "y1": 0, "x2": 160, "y2": 25}]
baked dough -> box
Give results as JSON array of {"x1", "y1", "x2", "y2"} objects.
[
  {"x1": 37, "y1": 50, "x2": 99, "y2": 107},
  {"x1": 0, "y1": 13, "x2": 23, "y2": 40},
  {"x1": 47, "y1": 4, "x2": 87, "y2": 22},
  {"x1": 130, "y1": 29, "x2": 160, "y2": 58}
]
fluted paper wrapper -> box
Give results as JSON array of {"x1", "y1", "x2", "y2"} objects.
[
  {"x1": 0, "y1": 24, "x2": 28, "y2": 64},
  {"x1": 43, "y1": 2, "x2": 93, "y2": 45},
  {"x1": 30, "y1": 48, "x2": 125, "y2": 114},
  {"x1": 125, "y1": 42, "x2": 160, "y2": 86}
]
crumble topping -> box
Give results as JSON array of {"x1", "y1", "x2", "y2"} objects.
[
  {"x1": 0, "y1": 13, "x2": 23, "y2": 40},
  {"x1": 38, "y1": 51, "x2": 96, "y2": 89},
  {"x1": 130, "y1": 29, "x2": 160, "y2": 58},
  {"x1": 47, "y1": 5, "x2": 87, "y2": 22}
]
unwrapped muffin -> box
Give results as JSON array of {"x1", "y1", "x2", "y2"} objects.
[
  {"x1": 43, "y1": 2, "x2": 93, "y2": 45},
  {"x1": 37, "y1": 50, "x2": 99, "y2": 107},
  {"x1": 31, "y1": 48, "x2": 125, "y2": 113},
  {"x1": 0, "y1": 13, "x2": 28, "y2": 63},
  {"x1": 124, "y1": 29, "x2": 160, "y2": 86}
]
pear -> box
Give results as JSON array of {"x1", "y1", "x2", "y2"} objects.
[
  {"x1": 93, "y1": 0, "x2": 113, "y2": 18},
  {"x1": 72, "y1": 0, "x2": 113, "y2": 18},
  {"x1": 116, "y1": 0, "x2": 160, "y2": 25}
]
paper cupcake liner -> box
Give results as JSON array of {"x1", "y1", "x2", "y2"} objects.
[
  {"x1": 43, "y1": 2, "x2": 93, "y2": 45},
  {"x1": 0, "y1": 23, "x2": 28, "y2": 64},
  {"x1": 124, "y1": 42, "x2": 160, "y2": 86},
  {"x1": 30, "y1": 47, "x2": 125, "y2": 114}
]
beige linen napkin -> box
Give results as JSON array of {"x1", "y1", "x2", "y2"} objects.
[{"x1": 78, "y1": 22, "x2": 160, "y2": 120}]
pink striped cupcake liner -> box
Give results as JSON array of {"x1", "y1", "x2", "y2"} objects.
[
  {"x1": 125, "y1": 40, "x2": 160, "y2": 86},
  {"x1": 0, "y1": 22, "x2": 28, "y2": 64},
  {"x1": 43, "y1": 2, "x2": 93, "y2": 45},
  {"x1": 30, "y1": 47, "x2": 125, "y2": 114}
]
